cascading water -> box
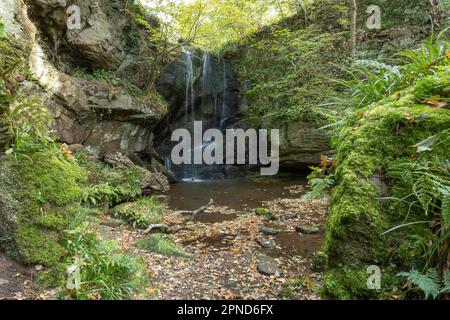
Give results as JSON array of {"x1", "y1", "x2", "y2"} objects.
[
  {"x1": 184, "y1": 50, "x2": 195, "y2": 127},
  {"x1": 220, "y1": 59, "x2": 228, "y2": 129},
  {"x1": 183, "y1": 49, "x2": 197, "y2": 180},
  {"x1": 162, "y1": 50, "x2": 242, "y2": 181}
]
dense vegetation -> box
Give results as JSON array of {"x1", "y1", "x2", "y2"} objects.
[
  {"x1": 323, "y1": 37, "x2": 450, "y2": 299},
  {"x1": 0, "y1": 0, "x2": 449, "y2": 300}
]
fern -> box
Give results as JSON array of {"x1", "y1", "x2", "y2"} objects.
[
  {"x1": 441, "y1": 190, "x2": 450, "y2": 229},
  {"x1": 440, "y1": 270, "x2": 450, "y2": 295},
  {"x1": 302, "y1": 176, "x2": 335, "y2": 201},
  {"x1": 397, "y1": 268, "x2": 441, "y2": 299}
]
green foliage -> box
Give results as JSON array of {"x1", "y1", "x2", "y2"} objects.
[
  {"x1": 112, "y1": 197, "x2": 164, "y2": 229},
  {"x1": 0, "y1": 23, "x2": 26, "y2": 149},
  {"x1": 254, "y1": 208, "x2": 279, "y2": 220},
  {"x1": 77, "y1": 153, "x2": 144, "y2": 208},
  {"x1": 134, "y1": 234, "x2": 188, "y2": 257},
  {"x1": 323, "y1": 52, "x2": 450, "y2": 299},
  {"x1": 227, "y1": 23, "x2": 347, "y2": 125},
  {"x1": 62, "y1": 221, "x2": 150, "y2": 300},
  {"x1": 397, "y1": 268, "x2": 450, "y2": 299},
  {"x1": 73, "y1": 68, "x2": 120, "y2": 86},
  {"x1": 0, "y1": 148, "x2": 87, "y2": 265},
  {"x1": 279, "y1": 275, "x2": 318, "y2": 299},
  {"x1": 6, "y1": 98, "x2": 54, "y2": 156},
  {"x1": 384, "y1": 156, "x2": 450, "y2": 295},
  {"x1": 303, "y1": 156, "x2": 336, "y2": 200},
  {"x1": 302, "y1": 176, "x2": 335, "y2": 201},
  {"x1": 82, "y1": 183, "x2": 122, "y2": 209},
  {"x1": 145, "y1": 0, "x2": 301, "y2": 51},
  {"x1": 332, "y1": 34, "x2": 449, "y2": 114}
]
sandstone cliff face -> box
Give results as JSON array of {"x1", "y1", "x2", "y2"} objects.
[{"x1": 0, "y1": 0, "x2": 167, "y2": 159}]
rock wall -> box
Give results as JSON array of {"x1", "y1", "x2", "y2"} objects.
[{"x1": 0, "y1": 0, "x2": 167, "y2": 160}]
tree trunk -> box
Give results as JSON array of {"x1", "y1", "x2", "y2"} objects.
[{"x1": 349, "y1": 0, "x2": 357, "y2": 56}]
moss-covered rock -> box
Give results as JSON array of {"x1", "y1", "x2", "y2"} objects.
[
  {"x1": 134, "y1": 234, "x2": 188, "y2": 257},
  {"x1": 323, "y1": 68, "x2": 450, "y2": 299},
  {"x1": 0, "y1": 21, "x2": 27, "y2": 149},
  {"x1": 112, "y1": 197, "x2": 164, "y2": 229},
  {"x1": 0, "y1": 151, "x2": 86, "y2": 265}
]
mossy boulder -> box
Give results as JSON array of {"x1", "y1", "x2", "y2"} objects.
[
  {"x1": 134, "y1": 234, "x2": 188, "y2": 257},
  {"x1": 323, "y1": 68, "x2": 450, "y2": 299},
  {"x1": 0, "y1": 151, "x2": 86, "y2": 265},
  {"x1": 111, "y1": 197, "x2": 164, "y2": 229}
]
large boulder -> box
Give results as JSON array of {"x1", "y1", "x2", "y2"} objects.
[
  {"x1": 0, "y1": 152, "x2": 86, "y2": 265},
  {"x1": 323, "y1": 69, "x2": 450, "y2": 299},
  {"x1": 279, "y1": 121, "x2": 333, "y2": 169},
  {"x1": 0, "y1": 0, "x2": 168, "y2": 160}
]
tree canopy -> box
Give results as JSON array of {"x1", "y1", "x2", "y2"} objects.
[{"x1": 141, "y1": 0, "x2": 313, "y2": 50}]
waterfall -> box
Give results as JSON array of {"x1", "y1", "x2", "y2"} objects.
[
  {"x1": 220, "y1": 59, "x2": 228, "y2": 129},
  {"x1": 184, "y1": 50, "x2": 194, "y2": 127},
  {"x1": 202, "y1": 52, "x2": 211, "y2": 96},
  {"x1": 164, "y1": 50, "x2": 238, "y2": 181},
  {"x1": 183, "y1": 50, "x2": 197, "y2": 180}
]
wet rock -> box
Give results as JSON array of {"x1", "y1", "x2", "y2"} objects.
[
  {"x1": 260, "y1": 226, "x2": 279, "y2": 236},
  {"x1": 257, "y1": 254, "x2": 282, "y2": 277},
  {"x1": 281, "y1": 213, "x2": 297, "y2": 221},
  {"x1": 295, "y1": 225, "x2": 320, "y2": 235},
  {"x1": 104, "y1": 152, "x2": 136, "y2": 168},
  {"x1": 141, "y1": 171, "x2": 170, "y2": 194},
  {"x1": 256, "y1": 237, "x2": 276, "y2": 249}
]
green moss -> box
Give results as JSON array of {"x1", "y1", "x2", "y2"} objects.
[
  {"x1": 226, "y1": 24, "x2": 348, "y2": 125},
  {"x1": 16, "y1": 225, "x2": 63, "y2": 265},
  {"x1": 279, "y1": 275, "x2": 319, "y2": 299},
  {"x1": 0, "y1": 150, "x2": 87, "y2": 266},
  {"x1": 322, "y1": 264, "x2": 402, "y2": 300},
  {"x1": 323, "y1": 68, "x2": 450, "y2": 299},
  {"x1": 0, "y1": 23, "x2": 27, "y2": 148},
  {"x1": 255, "y1": 208, "x2": 279, "y2": 220},
  {"x1": 77, "y1": 152, "x2": 144, "y2": 205},
  {"x1": 112, "y1": 197, "x2": 164, "y2": 229},
  {"x1": 36, "y1": 263, "x2": 66, "y2": 289},
  {"x1": 134, "y1": 234, "x2": 188, "y2": 257}
]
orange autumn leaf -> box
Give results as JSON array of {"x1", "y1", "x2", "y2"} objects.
[
  {"x1": 320, "y1": 155, "x2": 329, "y2": 170},
  {"x1": 423, "y1": 96, "x2": 449, "y2": 109}
]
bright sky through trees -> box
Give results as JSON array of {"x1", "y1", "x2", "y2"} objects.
[{"x1": 138, "y1": 0, "x2": 304, "y2": 50}]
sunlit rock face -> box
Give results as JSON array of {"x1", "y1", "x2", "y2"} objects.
[{"x1": 0, "y1": 0, "x2": 167, "y2": 160}]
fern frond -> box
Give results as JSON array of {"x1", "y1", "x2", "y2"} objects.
[
  {"x1": 441, "y1": 190, "x2": 450, "y2": 229},
  {"x1": 397, "y1": 268, "x2": 441, "y2": 299}
]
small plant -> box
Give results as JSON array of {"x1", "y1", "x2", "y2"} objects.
[
  {"x1": 6, "y1": 98, "x2": 54, "y2": 156},
  {"x1": 63, "y1": 221, "x2": 151, "y2": 300},
  {"x1": 255, "y1": 208, "x2": 279, "y2": 220},
  {"x1": 302, "y1": 155, "x2": 336, "y2": 200},
  {"x1": 397, "y1": 268, "x2": 450, "y2": 299},
  {"x1": 73, "y1": 68, "x2": 120, "y2": 86},
  {"x1": 383, "y1": 156, "x2": 450, "y2": 299},
  {"x1": 78, "y1": 158, "x2": 144, "y2": 208},
  {"x1": 332, "y1": 33, "x2": 449, "y2": 113},
  {"x1": 82, "y1": 183, "x2": 121, "y2": 209}
]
